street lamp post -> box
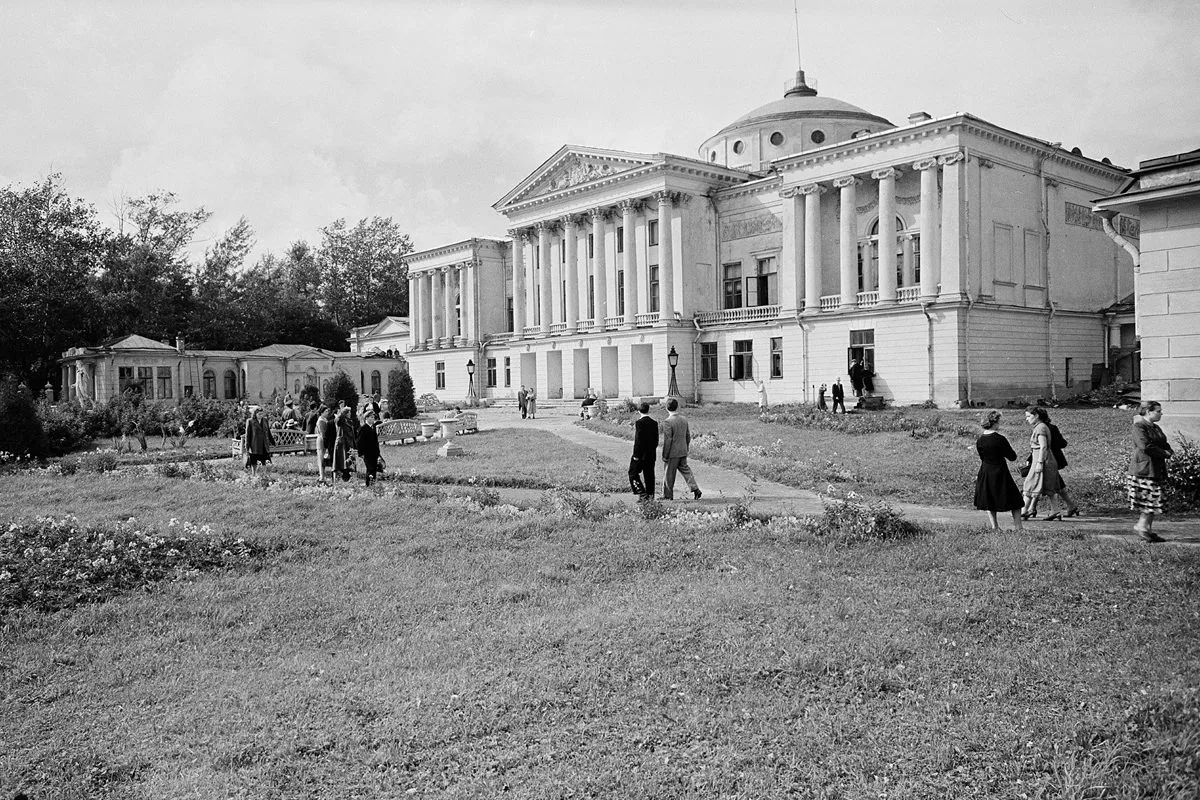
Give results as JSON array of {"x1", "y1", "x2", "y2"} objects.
[
  {"x1": 666, "y1": 346, "x2": 681, "y2": 403},
  {"x1": 466, "y1": 359, "x2": 478, "y2": 407}
]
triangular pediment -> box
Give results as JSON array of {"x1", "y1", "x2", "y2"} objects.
[
  {"x1": 106, "y1": 334, "x2": 175, "y2": 351},
  {"x1": 495, "y1": 146, "x2": 660, "y2": 210},
  {"x1": 367, "y1": 316, "x2": 410, "y2": 337}
]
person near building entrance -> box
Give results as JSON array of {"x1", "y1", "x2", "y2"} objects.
[
  {"x1": 849, "y1": 358, "x2": 866, "y2": 397},
  {"x1": 628, "y1": 402, "x2": 658, "y2": 499},
  {"x1": 661, "y1": 398, "x2": 702, "y2": 501},
  {"x1": 1128, "y1": 400, "x2": 1174, "y2": 543},
  {"x1": 517, "y1": 385, "x2": 528, "y2": 419},
  {"x1": 831, "y1": 379, "x2": 846, "y2": 414}
]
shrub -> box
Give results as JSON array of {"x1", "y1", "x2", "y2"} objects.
[
  {"x1": 0, "y1": 375, "x2": 46, "y2": 457},
  {"x1": 57, "y1": 458, "x2": 80, "y2": 476},
  {"x1": 323, "y1": 370, "x2": 359, "y2": 417},
  {"x1": 761, "y1": 404, "x2": 976, "y2": 439},
  {"x1": 153, "y1": 462, "x2": 191, "y2": 479},
  {"x1": 176, "y1": 395, "x2": 241, "y2": 438},
  {"x1": 80, "y1": 450, "x2": 119, "y2": 474},
  {"x1": 389, "y1": 369, "x2": 417, "y2": 419},
  {"x1": 36, "y1": 399, "x2": 88, "y2": 455},
  {"x1": 803, "y1": 493, "x2": 925, "y2": 544}
]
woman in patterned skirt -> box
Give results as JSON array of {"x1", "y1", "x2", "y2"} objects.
[
  {"x1": 1021, "y1": 406, "x2": 1063, "y2": 520},
  {"x1": 1128, "y1": 400, "x2": 1174, "y2": 542}
]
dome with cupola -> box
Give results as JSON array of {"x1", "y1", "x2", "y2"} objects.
[{"x1": 699, "y1": 70, "x2": 894, "y2": 171}]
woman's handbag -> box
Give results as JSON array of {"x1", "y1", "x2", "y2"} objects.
[{"x1": 1019, "y1": 453, "x2": 1032, "y2": 477}]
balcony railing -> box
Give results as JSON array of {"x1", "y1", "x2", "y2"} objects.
[
  {"x1": 549, "y1": 322, "x2": 568, "y2": 335},
  {"x1": 819, "y1": 295, "x2": 840, "y2": 312},
  {"x1": 856, "y1": 291, "x2": 879, "y2": 308},
  {"x1": 522, "y1": 325, "x2": 540, "y2": 337},
  {"x1": 635, "y1": 312, "x2": 660, "y2": 326},
  {"x1": 897, "y1": 286, "x2": 920, "y2": 303},
  {"x1": 694, "y1": 305, "x2": 781, "y2": 326},
  {"x1": 604, "y1": 315, "x2": 624, "y2": 329},
  {"x1": 576, "y1": 319, "x2": 595, "y2": 333}
]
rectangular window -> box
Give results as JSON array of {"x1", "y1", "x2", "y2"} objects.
[
  {"x1": 748, "y1": 256, "x2": 778, "y2": 306},
  {"x1": 729, "y1": 340, "x2": 753, "y2": 380},
  {"x1": 183, "y1": 385, "x2": 193, "y2": 397},
  {"x1": 587, "y1": 233, "x2": 594, "y2": 259},
  {"x1": 648, "y1": 219, "x2": 659, "y2": 247},
  {"x1": 993, "y1": 223, "x2": 1014, "y2": 284},
  {"x1": 723, "y1": 262, "x2": 743, "y2": 309},
  {"x1": 617, "y1": 270, "x2": 625, "y2": 315},
  {"x1": 119, "y1": 367, "x2": 135, "y2": 393},
  {"x1": 157, "y1": 366, "x2": 172, "y2": 399},
  {"x1": 700, "y1": 342, "x2": 718, "y2": 382},
  {"x1": 561, "y1": 280, "x2": 567, "y2": 321},
  {"x1": 588, "y1": 275, "x2": 595, "y2": 319},
  {"x1": 138, "y1": 366, "x2": 154, "y2": 398},
  {"x1": 435, "y1": 361, "x2": 445, "y2": 391},
  {"x1": 486, "y1": 357, "x2": 498, "y2": 388},
  {"x1": 617, "y1": 226, "x2": 624, "y2": 254},
  {"x1": 648, "y1": 265, "x2": 659, "y2": 313},
  {"x1": 848, "y1": 329, "x2": 876, "y2": 374},
  {"x1": 770, "y1": 337, "x2": 783, "y2": 379},
  {"x1": 507, "y1": 297, "x2": 514, "y2": 332},
  {"x1": 560, "y1": 238, "x2": 566, "y2": 261},
  {"x1": 503, "y1": 356, "x2": 511, "y2": 388},
  {"x1": 370, "y1": 371, "x2": 381, "y2": 397}
]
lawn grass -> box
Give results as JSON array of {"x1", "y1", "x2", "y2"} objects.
[
  {"x1": 2, "y1": 468, "x2": 1198, "y2": 798},
  {"x1": 587, "y1": 404, "x2": 1137, "y2": 511}
]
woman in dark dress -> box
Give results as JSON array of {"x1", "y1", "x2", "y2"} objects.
[
  {"x1": 356, "y1": 411, "x2": 381, "y2": 487},
  {"x1": 1128, "y1": 400, "x2": 1174, "y2": 542},
  {"x1": 973, "y1": 410, "x2": 1025, "y2": 531}
]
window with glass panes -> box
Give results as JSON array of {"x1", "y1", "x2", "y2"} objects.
[
  {"x1": 503, "y1": 357, "x2": 511, "y2": 387},
  {"x1": 648, "y1": 265, "x2": 659, "y2": 313},
  {"x1": 156, "y1": 367, "x2": 172, "y2": 399},
  {"x1": 770, "y1": 337, "x2": 783, "y2": 378},
  {"x1": 435, "y1": 361, "x2": 445, "y2": 390},
  {"x1": 648, "y1": 219, "x2": 658, "y2": 246},
  {"x1": 746, "y1": 256, "x2": 777, "y2": 306},
  {"x1": 700, "y1": 342, "x2": 718, "y2": 381},
  {"x1": 729, "y1": 340, "x2": 753, "y2": 380},
  {"x1": 138, "y1": 367, "x2": 154, "y2": 398},
  {"x1": 723, "y1": 263, "x2": 743, "y2": 309},
  {"x1": 616, "y1": 270, "x2": 625, "y2": 315},
  {"x1": 203, "y1": 370, "x2": 216, "y2": 398},
  {"x1": 617, "y1": 226, "x2": 624, "y2": 254},
  {"x1": 486, "y1": 358, "x2": 497, "y2": 388}
]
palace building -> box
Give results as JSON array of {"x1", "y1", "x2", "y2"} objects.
[{"x1": 401, "y1": 69, "x2": 1139, "y2": 407}]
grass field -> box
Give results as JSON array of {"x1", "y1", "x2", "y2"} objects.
[
  {"x1": 2, "y1": 457, "x2": 1198, "y2": 799},
  {"x1": 588, "y1": 404, "x2": 1137, "y2": 511}
]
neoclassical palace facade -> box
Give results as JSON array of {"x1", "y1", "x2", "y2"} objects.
[{"x1": 402, "y1": 71, "x2": 1137, "y2": 407}]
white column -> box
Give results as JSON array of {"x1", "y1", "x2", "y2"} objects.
[
  {"x1": 802, "y1": 183, "x2": 825, "y2": 312},
  {"x1": 444, "y1": 267, "x2": 458, "y2": 342},
  {"x1": 655, "y1": 191, "x2": 675, "y2": 321},
  {"x1": 901, "y1": 234, "x2": 915, "y2": 288},
  {"x1": 834, "y1": 175, "x2": 859, "y2": 309},
  {"x1": 779, "y1": 187, "x2": 805, "y2": 312},
  {"x1": 508, "y1": 230, "x2": 526, "y2": 337},
  {"x1": 537, "y1": 221, "x2": 552, "y2": 335},
  {"x1": 463, "y1": 260, "x2": 478, "y2": 343},
  {"x1": 590, "y1": 208, "x2": 609, "y2": 330},
  {"x1": 620, "y1": 199, "x2": 638, "y2": 327},
  {"x1": 563, "y1": 215, "x2": 579, "y2": 333},
  {"x1": 408, "y1": 275, "x2": 421, "y2": 349},
  {"x1": 873, "y1": 167, "x2": 899, "y2": 305},
  {"x1": 939, "y1": 151, "x2": 965, "y2": 300},
  {"x1": 915, "y1": 158, "x2": 941, "y2": 300},
  {"x1": 430, "y1": 268, "x2": 444, "y2": 347}
]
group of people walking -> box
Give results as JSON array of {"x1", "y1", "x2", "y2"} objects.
[
  {"x1": 816, "y1": 379, "x2": 849, "y2": 413},
  {"x1": 973, "y1": 401, "x2": 1175, "y2": 541},
  {"x1": 628, "y1": 398, "x2": 703, "y2": 502}
]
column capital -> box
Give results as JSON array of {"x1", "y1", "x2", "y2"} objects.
[
  {"x1": 913, "y1": 158, "x2": 940, "y2": 171},
  {"x1": 560, "y1": 214, "x2": 581, "y2": 229},
  {"x1": 938, "y1": 150, "x2": 966, "y2": 167},
  {"x1": 653, "y1": 190, "x2": 678, "y2": 206},
  {"x1": 588, "y1": 206, "x2": 610, "y2": 222},
  {"x1": 617, "y1": 198, "x2": 641, "y2": 213},
  {"x1": 779, "y1": 186, "x2": 803, "y2": 199},
  {"x1": 507, "y1": 227, "x2": 526, "y2": 242},
  {"x1": 871, "y1": 166, "x2": 901, "y2": 181},
  {"x1": 534, "y1": 219, "x2": 553, "y2": 233},
  {"x1": 832, "y1": 175, "x2": 860, "y2": 189},
  {"x1": 799, "y1": 183, "x2": 827, "y2": 196}
]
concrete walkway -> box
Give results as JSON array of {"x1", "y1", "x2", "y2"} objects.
[{"x1": 469, "y1": 404, "x2": 1200, "y2": 546}]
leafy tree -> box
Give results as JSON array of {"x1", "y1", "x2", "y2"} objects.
[
  {"x1": 0, "y1": 375, "x2": 46, "y2": 457},
  {"x1": 388, "y1": 368, "x2": 417, "y2": 419},
  {"x1": 317, "y1": 216, "x2": 412, "y2": 329},
  {"x1": 190, "y1": 217, "x2": 255, "y2": 349},
  {"x1": 0, "y1": 175, "x2": 108, "y2": 389},
  {"x1": 321, "y1": 370, "x2": 358, "y2": 417}
]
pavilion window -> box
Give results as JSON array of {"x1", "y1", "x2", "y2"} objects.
[
  {"x1": 224, "y1": 370, "x2": 238, "y2": 399},
  {"x1": 156, "y1": 367, "x2": 172, "y2": 399},
  {"x1": 138, "y1": 367, "x2": 154, "y2": 398},
  {"x1": 370, "y1": 370, "x2": 381, "y2": 396},
  {"x1": 202, "y1": 369, "x2": 216, "y2": 398},
  {"x1": 119, "y1": 367, "x2": 135, "y2": 394}
]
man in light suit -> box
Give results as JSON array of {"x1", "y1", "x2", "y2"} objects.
[{"x1": 661, "y1": 397, "x2": 702, "y2": 501}]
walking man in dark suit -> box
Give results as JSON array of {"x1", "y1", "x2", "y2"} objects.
[
  {"x1": 661, "y1": 398, "x2": 702, "y2": 501},
  {"x1": 517, "y1": 385, "x2": 528, "y2": 419},
  {"x1": 831, "y1": 378, "x2": 847, "y2": 414},
  {"x1": 628, "y1": 402, "x2": 658, "y2": 499}
]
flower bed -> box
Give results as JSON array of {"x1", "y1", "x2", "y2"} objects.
[{"x1": 0, "y1": 516, "x2": 279, "y2": 615}]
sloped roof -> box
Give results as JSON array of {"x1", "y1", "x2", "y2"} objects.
[
  {"x1": 99, "y1": 334, "x2": 177, "y2": 351},
  {"x1": 245, "y1": 344, "x2": 343, "y2": 359}
]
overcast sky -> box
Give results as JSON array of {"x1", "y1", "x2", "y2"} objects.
[{"x1": 2, "y1": 0, "x2": 1197, "y2": 262}]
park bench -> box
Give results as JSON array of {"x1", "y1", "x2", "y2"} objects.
[
  {"x1": 377, "y1": 418, "x2": 422, "y2": 445},
  {"x1": 458, "y1": 412, "x2": 478, "y2": 434},
  {"x1": 230, "y1": 427, "x2": 316, "y2": 459},
  {"x1": 417, "y1": 392, "x2": 442, "y2": 412}
]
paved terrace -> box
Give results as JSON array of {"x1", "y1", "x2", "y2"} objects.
[{"x1": 463, "y1": 404, "x2": 1200, "y2": 546}]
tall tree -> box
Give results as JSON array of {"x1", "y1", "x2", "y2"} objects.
[
  {"x1": 0, "y1": 175, "x2": 108, "y2": 388},
  {"x1": 317, "y1": 216, "x2": 412, "y2": 329},
  {"x1": 191, "y1": 217, "x2": 255, "y2": 349}
]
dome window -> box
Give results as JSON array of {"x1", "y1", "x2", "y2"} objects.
[
  {"x1": 810, "y1": 130, "x2": 826, "y2": 145},
  {"x1": 770, "y1": 131, "x2": 785, "y2": 146},
  {"x1": 709, "y1": 150, "x2": 717, "y2": 162},
  {"x1": 733, "y1": 140, "x2": 745, "y2": 155}
]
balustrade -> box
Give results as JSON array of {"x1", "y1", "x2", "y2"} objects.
[
  {"x1": 856, "y1": 291, "x2": 879, "y2": 307},
  {"x1": 576, "y1": 319, "x2": 595, "y2": 333},
  {"x1": 819, "y1": 295, "x2": 840, "y2": 312},
  {"x1": 634, "y1": 312, "x2": 660, "y2": 326},
  {"x1": 604, "y1": 315, "x2": 623, "y2": 329},
  {"x1": 897, "y1": 286, "x2": 920, "y2": 303},
  {"x1": 548, "y1": 322, "x2": 568, "y2": 335},
  {"x1": 694, "y1": 305, "x2": 780, "y2": 326}
]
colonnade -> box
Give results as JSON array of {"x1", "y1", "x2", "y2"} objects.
[
  {"x1": 508, "y1": 191, "x2": 683, "y2": 338},
  {"x1": 407, "y1": 259, "x2": 479, "y2": 351},
  {"x1": 779, "y1": 150, "x2": 965, "y2": 311}
]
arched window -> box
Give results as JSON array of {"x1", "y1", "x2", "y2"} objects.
[
  {"x1": 305, "y1": 368, "x2": 318, "y2": 387},
  {"x1": 370, "y1": 370, "x2": 382, "y2": 396},
  {"x1": 203, "y1": 369, "x2": 216, "y2": 398},
  {"x1": 223, "y1": 369, "x2": 237, "y2": 399},
  {"x1": 864, "y1": 216, "x2": 914, "y2": 290}
]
